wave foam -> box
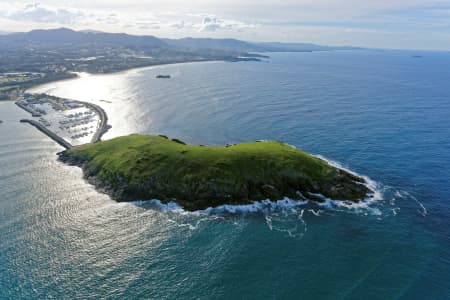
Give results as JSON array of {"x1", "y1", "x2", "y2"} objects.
[
  {"x1": 112, "y1": 153, "x2": 429, "y2": 240},
  {"x1": 116, "y1": 153, "x2": 422, "y2": 219},
  {"x1": 126, "y1": 198, "x2": 309, "y2": 215}
]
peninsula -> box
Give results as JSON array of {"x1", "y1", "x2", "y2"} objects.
[{"x1": 58, "y1": 134, "x2": 372, "y2": 211}]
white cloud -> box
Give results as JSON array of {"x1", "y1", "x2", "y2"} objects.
[
  {"x1": 170, "y1": 20, "x2": 188, "y2": 30},
  {"x1": 193, "y1": 15, "x2": 258, "y2": 32},
  {"x1": 3, "y1": 3, "x2": 85, "y2": 25},
  {"x1": 1, "y1": 0, "x2": 450, "y2": 49},
  {"x1": 0, "y1": 3, "x2": 258, "y2": 34},
  {"x1": 95, "y1": 14, "x2": 122, "y2": 26}
]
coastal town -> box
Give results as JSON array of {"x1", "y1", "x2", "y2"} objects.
[
  {"x1": 16, "y1": 93, "x2": 109, "y2": 148},
  {"x1": 0, "y1": 72, "x2": 45, "y2": 100},
  {"x1": 0, "y1": 70, "x2": 110, "y2": 148}
]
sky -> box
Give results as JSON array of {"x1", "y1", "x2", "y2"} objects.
[{"x1": 1, "y1": 1, "x2": 450, "y2": 50}]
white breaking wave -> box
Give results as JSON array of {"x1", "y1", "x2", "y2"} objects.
[
  {"x1": 116, "y1": 150, "x2": 411, "y2": 219},
  {"x1": 128, "y1": 199, "x2": 185, "y2": 212},
  {"x1": 394, "y1": 190, "x2": 427, "y2": 217},
  {"x1": 115, "y1": 157, "x2": 415, "y2": 239},
  {"x1": 127, "y1": 198, "x2": 309, "y2": 215}
]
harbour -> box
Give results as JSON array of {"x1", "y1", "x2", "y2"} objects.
[{"x1": 15, "y1": 93, "x2": 110, "y2": 148}]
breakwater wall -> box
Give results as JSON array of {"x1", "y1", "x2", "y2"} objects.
[{"x1": 20, "y1": 119, "x2": 72, "y2": 149}]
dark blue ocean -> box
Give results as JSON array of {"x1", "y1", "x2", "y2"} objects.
[{"x1": 1, "y1": 50, "x2": 450, "y2": 299}]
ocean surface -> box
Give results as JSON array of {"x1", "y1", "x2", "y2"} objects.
[{"x1": 1, "y1": 50, "x2": 450, "y2": 299}]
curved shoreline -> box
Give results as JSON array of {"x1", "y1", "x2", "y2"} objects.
[
  {"x1": 25, "y1": 60, "x2": 223, "y2": 93},
  {"x1": 76, "y1": 100, "x2": 109, "y2": 143},
  {"x1": 19, "y1": 61, "x2": 221, "y2": 150},
  {"x1": 21, "y1": 61, "x2": 223, "y2": 147}
]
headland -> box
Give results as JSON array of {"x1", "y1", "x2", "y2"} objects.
[{"x1": 58, "y1": 134, "x2": 373, "y2": 211}]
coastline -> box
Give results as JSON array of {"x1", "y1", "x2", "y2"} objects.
[
  {"x1": 26, "y1": 60, "x2": 225, "y2": 93},
  {"x1": 19, "y1": 54, "x2": 378, "y2": 212},
  {"x1": 75, "y1": 162, "x2": 379, "y2": 214},
  {"x1": 76, "y1": 100, "x2": 109, "y2": 143},
  {"x1": 87, "y1": 59, "x2": 224, "y2": 77},
  {"x1": 19, "y1": 58, "x2": 240, "y2": 152},
  {"x1": 21, "y1": 60, "x2": 226, "y2": 146},
  {"x1": 59, "y1": 146, "x2": 378, "y2": 213},
  {"x1": 58, "y1": 135, "x2": 374, "y2": 211}
]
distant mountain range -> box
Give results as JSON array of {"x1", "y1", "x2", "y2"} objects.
[
  {"x1": 0, "y1": 28, "x2": 360, "y2": 52},
  {"x1": 164, "y1": 38, "x2": 359, "y2": 52},
  {"x1": 0, "y1": 27, "x2": 362, "y2": 78},
  {"x1": 0, "y1": 28, "x2": 165, "y2": 50},
  {"x1": 0, "y1": 28, "x2": 363, "y2": 98}
]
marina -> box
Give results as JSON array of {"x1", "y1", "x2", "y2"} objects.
[{"x1": 16, "y1": 93, "x2": 109, "y2": 148}]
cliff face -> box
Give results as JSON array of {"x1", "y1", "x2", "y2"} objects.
[{"x1": 58, "y1": 134, "x2": 372, "y2": 211}]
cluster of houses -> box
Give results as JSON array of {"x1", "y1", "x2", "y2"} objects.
[
  {"x1": 17, "y1": 94, "x2": 86, "y2": 117},
  {"x1": 0, "y1": 72, "x2": 43, "y2": 85},
  {"x1": 0, "y1": 73, "x2": 45, "y2": 100}
]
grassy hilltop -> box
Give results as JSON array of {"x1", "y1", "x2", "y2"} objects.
[{"x1": 59, "y1": 134, "x2": 371, "y2": 210}]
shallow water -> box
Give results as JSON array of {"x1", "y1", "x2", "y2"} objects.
[{"x1": 2, "y1": 50, "x2": 450, "y2": 299}]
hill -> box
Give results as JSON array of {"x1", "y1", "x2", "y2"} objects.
[
  {"x1": 58, "y1": 134, "x2": 372, "y2": 211},
  {"x1": 0, "y1": 28, "x2": 166, "y2": 50}
]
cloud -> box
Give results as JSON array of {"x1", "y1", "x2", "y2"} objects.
[
  {"x1": 134, "y1": 21, "x2": 161, "y2": 30},
  {"x1": 95, "y1": 13, "x2": 121, "y2": 26},
  {"x1": 194, "y1": 15, "x2": 258, "y2": 32},
  {"x1": 0, "y1": 3, "x2": 258, "y2": 34},
  {"x1": 5, "y1": 3, "x2": 85, "y2": 25},
  {"x1": 2, "y1": 0, "x2": 450, "y2": 49},
  {"x1": 170, "y1": 20, "x2": 188, "y2": 30}
]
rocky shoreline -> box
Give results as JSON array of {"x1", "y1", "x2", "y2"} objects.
[{"x1": 58, "y1": 135, "x2": 373, "y2": 211}]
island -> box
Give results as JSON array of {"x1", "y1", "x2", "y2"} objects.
[{"x1": 58, "y1": 134, "x2": 372, "y2": 211}]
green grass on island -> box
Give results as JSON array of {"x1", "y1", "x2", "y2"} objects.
[{"x1": 59, "y1": 134, "x2": 371, "y2": 210}]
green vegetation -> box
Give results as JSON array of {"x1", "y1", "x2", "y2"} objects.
[
  {"x1": 0, "y1": 76, "x2": 23, "y2": 83},
  {"x1": 0, "y1": 72, "x2": 77, "y2": 100},
  {"x1": 59, "y1": 134, "x2": 371, "y2": 210}
]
